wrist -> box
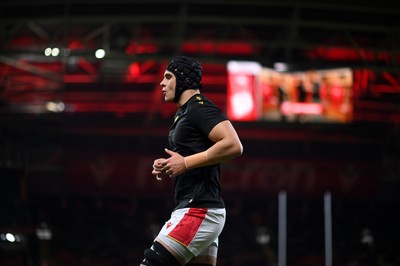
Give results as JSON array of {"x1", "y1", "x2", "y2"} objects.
[{"x1": 184, "y1": 150, "x2": 209, "y2": 170}]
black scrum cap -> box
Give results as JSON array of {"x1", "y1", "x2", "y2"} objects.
[{"x1": 166, "y1": 56, "x2": 202, "y2": 102}]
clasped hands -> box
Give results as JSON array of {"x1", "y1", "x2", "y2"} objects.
[{"x1": 152, "y1": 148, "x2": 187, "y2": 180}]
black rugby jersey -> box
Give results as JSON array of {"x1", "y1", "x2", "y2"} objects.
[{"x1": 168, "y1": 94, "x2": 228, "y2": 210}]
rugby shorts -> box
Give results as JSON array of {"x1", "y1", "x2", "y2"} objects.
[{"x1": 156, "y1": 207, "x2": 226, "y2": 263}]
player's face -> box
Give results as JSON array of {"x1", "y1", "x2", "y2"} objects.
[{"x1": 160, "y1": 70, "x2": 176, "y2": 103}]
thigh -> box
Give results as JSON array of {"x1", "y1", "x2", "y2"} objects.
[
  {"x1": 188, "y1": 256, "x2": 217, "y2": 266},
  {"x1": 188, "y1": 241, "x2": 219, "y2": 266}
]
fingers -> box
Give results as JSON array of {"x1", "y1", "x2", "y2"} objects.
[
  {"x1": 164, "y1": 148, "x2": 175, "y2": 156},
  {"x1": 152, "y1": 168, "x2": 163, "y2": 175},
  {"x1": 153, "y1": 158, "x2": 173, "y2": 173},
  {"x1": 152, "y1": 158, "x2": 172, "y2": 181},
  {"x1": 153, "y1": 169, "x2": 167, "y2": 181},
  {"x1": 153, "y1": 158, "x2": 165, "y2": 181},
  {"x1": 152, "y1": 150, "x2": 185, "y2": 179},
  {"x1": 153, "y1": 159, "x2": 166, "y2": 170},
  {"x1": 152, "y1": 168, "x2": 173, "y2": 180}
]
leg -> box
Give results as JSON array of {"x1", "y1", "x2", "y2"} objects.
[
  {"x1": 186, "y1": 256, "x2": 216, "y2": 266},
  {"x1": 141, "y1": 208, "x2": 225, "y2": 266},
  {"x1": 186, "y1": 241, "x2": 218, "y2": 266},
  {"x1": 140, "y1": 240, "x2": 182, "y2": 266}
]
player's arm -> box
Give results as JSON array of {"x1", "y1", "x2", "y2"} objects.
[
  {"x1": 184, "y1": 120, "x2": 243, "y2": 169},
  {"x1": 160, "y1": 120, "x2": 243, "y2": 178}
]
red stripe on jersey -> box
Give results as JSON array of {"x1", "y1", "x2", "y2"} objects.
[{"x1": 168, "y1": 208, "x2": 208, "y2": 247}]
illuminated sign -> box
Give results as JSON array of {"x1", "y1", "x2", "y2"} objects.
[
  {"x1": 227, "y1": 60, "x2": 353, "y2": 123},
  {"x1": 227, "y1": 61, "x2": 262, "y2": 121}
]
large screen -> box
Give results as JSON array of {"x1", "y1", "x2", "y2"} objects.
[{"x1": 227, "y1": 61, "x2": 353, "y2": 123}]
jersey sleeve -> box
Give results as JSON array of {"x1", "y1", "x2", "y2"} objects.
[{"x1": 188, "y1": 97, "x2": 228, "y2": 137}]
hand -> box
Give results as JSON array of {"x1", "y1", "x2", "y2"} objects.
[
  {"x1": 152, "y1": 158, "x2": 168, "y2": 181},
  {"x1": 160, "y1": 148, "x2": 187, "y2": 178}
]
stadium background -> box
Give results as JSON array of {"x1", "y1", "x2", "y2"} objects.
[{"x1": 1, "y1": 1, "x2": 399, "y2": 265}]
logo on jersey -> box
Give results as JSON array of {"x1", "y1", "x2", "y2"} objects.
[{"x1": 196, "y1": 96, "x2": 204, "y2": 105}]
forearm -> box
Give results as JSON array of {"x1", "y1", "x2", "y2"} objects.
[{"x1": 184, "y1": 139, "x2": 242, "y2": 170}]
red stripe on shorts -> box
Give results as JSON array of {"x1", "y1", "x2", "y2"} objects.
[{"x1": 168, "y1": 208, "x2": 208, "y2": 247}]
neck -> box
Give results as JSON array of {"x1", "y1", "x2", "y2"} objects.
[{"x1": 177, "y1": 89, "x2": 200, "y2": 107}]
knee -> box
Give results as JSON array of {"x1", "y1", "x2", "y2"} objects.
[{"x1": 141, "y1": 241, "x2": 181, "y2": 266}]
